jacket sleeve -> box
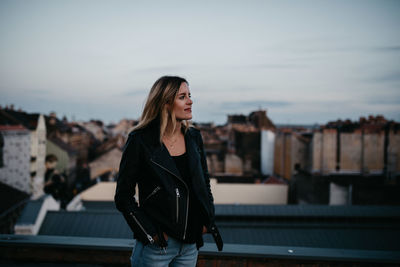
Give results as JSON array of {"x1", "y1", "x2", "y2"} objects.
[
  {"x1": 114, "y1": 132, "x2": 157, "y2": 244},
  {"x1": 197, "y1": 130, "x2": 223, "y2": 251},
  {"x1": 196, "y1": 130, "x2": 215, "y2": 218}
]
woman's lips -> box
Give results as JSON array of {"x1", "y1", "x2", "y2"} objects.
[{"x1": 184, "y1": 108, "x2": 192, "y2": 112}]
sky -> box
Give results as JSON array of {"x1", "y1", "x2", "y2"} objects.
[{"x1": 1, "y1": 0, "x2": 399, "y2": 125}]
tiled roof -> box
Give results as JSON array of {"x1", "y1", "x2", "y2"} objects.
[
  {"x1": 37, "y1": 204, "x2": 400, "y2": 252},
  {"x1": 38, "y1": 211, "x2": 131, "y2": 239},
  {"x1": 205, "y1": 221, "x2": 400, "y2": 251},
  {"x1": 82, "y1": 201, "x2": 117, "y2": 211},
  {"x1": 214, "y1": 204, "x2": 400, "y2": 218},
  {"x1": 16, "y1": 197, "x2": 45, "y2": 224},
  {"x1": 0, "y1": 125, "x2": 28, "y2": 131},
  {"x1": 0, "y1": 110, "x2": 39, "y2": 130}
]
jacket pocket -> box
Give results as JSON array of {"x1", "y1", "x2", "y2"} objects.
[
  {"x1": 175, "y1": 188, "x2": 180, "y2": 223},
  {"x1": 143, "y1": 186, "x2": 161, "y2": 204}
]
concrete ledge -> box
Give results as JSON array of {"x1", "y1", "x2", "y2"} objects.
[
  {"x1": 1, "y1": 235, "x2": 399, "y2": 265},
  {"x1": 200, "y1": 242, "x2": 400, "y2": 263}
]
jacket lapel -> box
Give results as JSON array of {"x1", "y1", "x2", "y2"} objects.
[
  {"x1": 151, "y1": 129, "x2": 201, "y2": 183},
  {"x1": 143, "y1": 122, "x2": 201, "y2": 183},
  {"x1": 141, "y1": 120, "x2": 182, "y2": 180},
  {"x1": 150, "y1": 144, "x2": 182, "y2": 180}
]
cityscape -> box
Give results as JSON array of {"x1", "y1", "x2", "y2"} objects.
[{"x1": 1, "y1": 105, "x2": 399, "y2": 265}]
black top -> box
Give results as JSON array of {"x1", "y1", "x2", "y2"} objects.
[{"x1": 172, "y1": 152, "x2": 203, "y2": 244}]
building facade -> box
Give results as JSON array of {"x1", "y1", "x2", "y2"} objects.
[{"x1": 0, "y1": 126, "x2": 31, "y2": 194}]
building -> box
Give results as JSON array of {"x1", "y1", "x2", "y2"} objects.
[
  {"x1": 88, "y1": 138, "x2": 123, "y2": 181},
  {"x1": 46, "y1": 113, "x2": 94, "y2": 164},
  {"x1": 195, "y1": 123, "x2": 227, "y2": 175},
  {"x1": 274, "y1": 129, "x2": 312, "y2": 180},
  {"x1": 0, "y1": 109, "x2": 47, "y2": 198},
  {"x1": 312, "y1": 116, "x2": 400, "y2": 177},
  {"x1": 261, "y1": 129, "x2": 275, "y2": 175},
  {"x1": 46, "y1": 137, "x2": 78, "y2": 187},
  {"x1": 0, "y1": 125, "x2": 31, "y2": 194},
  {"x1": 276, "y1": 116, "x2": 400, "y2": 205},
  {"x1": 79, "y1": 120, "x2": 107, "y2": 142},
  {"x1": 200, "y1": 109, "x2": 276, "y2": 179},
  {"x1": 107, "y1": 118, "x2": 137, "y2": 137}
]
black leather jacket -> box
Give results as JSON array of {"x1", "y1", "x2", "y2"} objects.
[{"x1": 114, "y1": 120, "x2": 223, "y2": 251}]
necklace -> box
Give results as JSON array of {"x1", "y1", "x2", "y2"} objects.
[{"x1": 163, "y1": 135, "x2": 178, "y2": 148}]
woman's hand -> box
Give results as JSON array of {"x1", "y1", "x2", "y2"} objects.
[
  {"x1": 202, "y1": 226, "x2": 208, "y2": 234},
  {"x1": 152, "y1": 232, "x2": 168, "y2": 244}
]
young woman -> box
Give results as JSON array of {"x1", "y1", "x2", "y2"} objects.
[{"x1": 114, "y1": 76, "x2": 223, "y2": 267}]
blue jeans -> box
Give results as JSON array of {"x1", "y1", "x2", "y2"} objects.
[{"x1": 130, "y1": 237, "x2": 198, "y2": 267}]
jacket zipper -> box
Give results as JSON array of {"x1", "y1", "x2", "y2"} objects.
[
  {"x1": 175, "y1": 188, "x2": 180, "y2": 223},
  {"x1": 129, "y1": 212, "x2": 154, "y2": 244},
  {"x1": 150, "y1": 159, "x2": 189, "y2": 240},
  {"x1": 144, "y1": 186, "x2": 161, "y2": 203}
]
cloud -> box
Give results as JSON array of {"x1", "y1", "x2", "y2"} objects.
[
  {"x1": 367, "y1": 97, "x2": 400, "y2": 106},
  {"x1": 369, "y1": 71, "x2": 400, "y2": 84},
  {"x1": 241, "y1": 63, "x2": 308, "y2": 70},
  {"x1": 0, "y1": 87, "x2": 54, "y2": 95},
  {"x1": 218, "y1": 100, "x2": 292, "y2": 112},
  {"x1": 266, "y1": 40, "x2": 400, "y2": 56},
  {"x1": 333, "y1": 45, "x2": 400, "y2": 54},
  {"x1": 133, "y1": 65, "x2": 197, "y2": 73},
  {"x1": 132, "y1": 63, "x2": 308, "y2": 75},
  {"x1": 372, "y1": 45, "x2": 400, "y2": 53},
  {"x1": 120, "y1": 89, "x2": 148, "y2": 97}
]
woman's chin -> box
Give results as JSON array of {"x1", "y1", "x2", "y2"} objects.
[{"x1": 177, "y1": 115, "x2": 192, "y2": 121}]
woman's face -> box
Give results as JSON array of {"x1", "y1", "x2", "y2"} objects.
[{"x1": 171, "y1": 82, "x2": 193, "y2": 121}]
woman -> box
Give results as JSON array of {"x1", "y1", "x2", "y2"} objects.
[{"x1": 114, "y1": 76, "x2": 223, "y2": 267}]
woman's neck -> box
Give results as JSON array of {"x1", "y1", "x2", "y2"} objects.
[{"x1": 165, "y1": 121, "x2": 182, "y2": 138}]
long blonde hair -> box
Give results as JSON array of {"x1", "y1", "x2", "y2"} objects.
[{"x1": 134, "y1": 76, "x2": 190, "y2": 142}]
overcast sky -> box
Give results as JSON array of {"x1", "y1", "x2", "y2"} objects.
[{"x1": 1, "y1": 0, "x2": 399, "y2": 125}]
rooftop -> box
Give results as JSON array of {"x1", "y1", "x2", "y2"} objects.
[
  {"x1": 32, "y1": 204, "x2": 400, "y2": 253},
  {"x1": 5, "y1": 202, "x2": 400, "y2": 266}
]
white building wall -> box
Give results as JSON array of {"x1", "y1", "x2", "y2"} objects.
[
  {"x1": 0, "y1": 129, "x2": 31, "y2": 194},
  {"x1": 211, "y1": 179, "x2": 288, "y2": 205},
  {"x1": 31, "y1": 114, "x2": 47, "y2": 199},
  {"x1": 78, "y1": 181, "x2": 288, "y2": 205},
  {"x1": 261, "y1": 130, "x2": 275, "y2": 175}
]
